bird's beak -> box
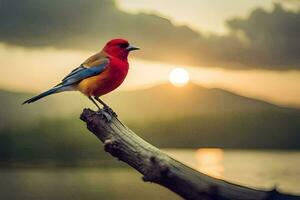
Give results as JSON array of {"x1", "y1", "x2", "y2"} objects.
[{"x1": 126, "y1": 45, "x2": 140, "y2": 51}]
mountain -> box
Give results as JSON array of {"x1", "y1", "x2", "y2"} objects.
[
  {"x1": 1, "y1": 83, "x2": 298, "y2": 126},
  {"x1": 108, "y1": 83, "x2": 296, "y2": 120},
  {"x1": 1, "y1": 83, "x2": 300, "y2": 161},
  {"x1": 0, "y1": 89, "x2": 86, "y2": 127}
]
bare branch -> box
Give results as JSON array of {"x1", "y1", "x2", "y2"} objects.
[{"x1": 80, "y1": 108, "x2": 300, "y2": 200}]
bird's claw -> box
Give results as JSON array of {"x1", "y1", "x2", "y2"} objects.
[
  {"x1": 96, "y1": 106, "x2": 117, "y2": 122},
  {"x1": 103, "y1": 106, "x2": 118, "y2": 118},
  {"x1": 96, "y1": 109, "x2": 112, "y2": 122}
]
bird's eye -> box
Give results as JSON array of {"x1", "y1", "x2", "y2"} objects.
[{"x1": 119, "y1": 43, "x2": 129, "y2": 49}]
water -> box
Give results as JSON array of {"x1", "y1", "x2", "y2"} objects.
[
  {"x1": 0, "y1": 149, "x2": 299, "y2": 200},
  {"x1": 165, "y1": 149, "x2": 300, "y2": 194}
]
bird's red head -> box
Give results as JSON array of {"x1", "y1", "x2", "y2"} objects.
[{"x1": 103, "y1": 39, "x2": 139, "y2": 60}]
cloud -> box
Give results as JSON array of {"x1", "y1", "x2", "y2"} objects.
[
  {"x1": 225, "y1": 4, "x2": 300, "y2": 70},
  {"x1": 0, "y1": 0, "x2": 299, "y2": 70}
]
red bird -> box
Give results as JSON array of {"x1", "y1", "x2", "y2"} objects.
[{"x1": 23, "y1": 38, "x2": 139, "y2": 120}]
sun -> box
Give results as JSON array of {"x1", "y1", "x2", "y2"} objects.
[{"x1": 169, "y1": 68, "x2": 190, "y2": 87}]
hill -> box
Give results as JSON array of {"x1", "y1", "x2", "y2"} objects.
[
  {"x1": 1, "y1": 83, "x2": 300, "y2": 159},
  {"x1": 108, "y1": 83, "x2": 296, "y2": 120},
  {"x1": 1, "y1": 83, "x2": 297, "y2": 125}
]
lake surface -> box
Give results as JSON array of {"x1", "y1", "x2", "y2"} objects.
[{"x1": 1, "y1": 149, "x2": 299, "y2": 200}]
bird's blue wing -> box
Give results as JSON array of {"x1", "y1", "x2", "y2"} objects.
[
  {"x1": 62, "y1": 66, "x2": 86, "y2": 82},
  {"x1": 60, "y1": 58, "x2": 109, "y2": 86},
  {"x1": 22, "y1": 58, "x2": 109, "y2": 104}
]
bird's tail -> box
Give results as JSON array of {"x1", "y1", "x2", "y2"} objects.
[{"x1": 22, "y1": 85, "x2": 72, "y2": 104}]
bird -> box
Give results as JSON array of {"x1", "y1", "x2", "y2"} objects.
[{"x1": 23, "y1": 38, "x2": 139, "y2": 121}]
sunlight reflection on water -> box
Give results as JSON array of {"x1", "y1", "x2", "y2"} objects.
[
  {"x1": 195, "y1": 148, "x2": 224, "y2": 178},
  {"x1": 164, "y1": 149, "x2": 300, "y2": 195}
]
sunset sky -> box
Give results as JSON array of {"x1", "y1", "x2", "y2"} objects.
[{"x1": 0, "y1": 0, "x2": 300, "y2": 107}]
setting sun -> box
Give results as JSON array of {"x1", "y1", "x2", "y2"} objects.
[{"x1": 169, "y1": 68, "x2": 190, "y2": 87}]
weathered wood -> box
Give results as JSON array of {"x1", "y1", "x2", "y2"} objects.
[{"x1": 80, "y1": 108, "x2": 300, "y2": 200}]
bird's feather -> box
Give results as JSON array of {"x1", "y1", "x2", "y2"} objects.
[
  {"x1": 23, "y1": 57, "x2": 109, "y2": 104},
  {"x1": 22, "y1": 85, "x2": 73, "y2": 104},
  {"x1": 60, "y1": 58, "x2": 109, "y2": 86},
  {"x1": 62, "y1": 66, "x2": 86, "y2": 82}
]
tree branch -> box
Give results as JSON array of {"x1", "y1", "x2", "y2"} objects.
[{"x1": 80, "y1": 108, "x2": 300, "y2": 200}]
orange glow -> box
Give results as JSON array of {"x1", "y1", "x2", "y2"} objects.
[{"x1": 196, "y1": 148, "x2": 224, "y2": 178}]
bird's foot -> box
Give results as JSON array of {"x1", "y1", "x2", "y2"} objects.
[
  {"x1": 96, "y1": 109, "x2": 112, "y2": 122},
  {"x1": 96, "y1": 106, "x2": 117, "y2": 122},
  {"x1": 103, "y1": 106, "x2": 118, "y2": 118}
]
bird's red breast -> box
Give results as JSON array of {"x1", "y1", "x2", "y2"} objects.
[{"x1": 77, "y1": 49, "x2": 129, "y2": 97}]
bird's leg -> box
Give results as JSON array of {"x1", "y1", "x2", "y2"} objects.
[
  {"x1": 88, "y1": 96, "x2": 101, "y2": 110},
  {"x1": 89, "y1": 96, "x2": 112, "y2": 122},
  {"x1": 90, "y1": 96, "x2": 112, "y2": 122},
  {"x1": 94, "y1": 96, "x2": 109, "y2": 107},
  {"x1": 94, "y1": 96, "x2": 118, "y2": 118}
]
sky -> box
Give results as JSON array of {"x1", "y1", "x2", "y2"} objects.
[
  {"x1": 117, "y1": 0, "x2": 274, "y2": 34},
  {"x1": 0, "y1": 0, "x2": 300, "y2": 107},
  {"x1": 117, "y1": 0, "x2": 300, "y2": 34}
]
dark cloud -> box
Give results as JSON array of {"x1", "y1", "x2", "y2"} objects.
[
  {"x1": 224, "y1": 4, "x2": 300, "y2": 69},
  {"x1": 0, "y1": 0, "x2": 299, "y2": 70}
]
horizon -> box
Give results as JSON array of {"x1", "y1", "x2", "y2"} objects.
[{"x1": 2, "y1": 81, "x2": 300, "y2": 110}]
